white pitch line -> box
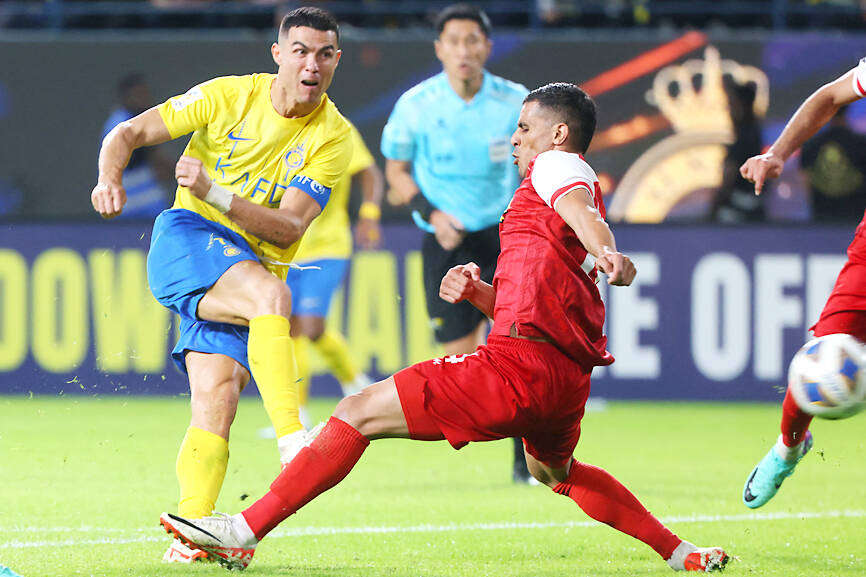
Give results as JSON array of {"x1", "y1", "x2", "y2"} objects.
[{"x1": 4, "y1": 510, "x2": 865, "y2": 549}]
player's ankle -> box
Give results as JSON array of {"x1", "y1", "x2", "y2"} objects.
[
  {"x1": 232, "y1": 513, "x2": 259, "y2": 547},
  {"x1": 665, "y1": 540, "x2": 696, "y2": 570},
  {"x1": 773, "y1": 434, "x2": 804, "y2": 462}
]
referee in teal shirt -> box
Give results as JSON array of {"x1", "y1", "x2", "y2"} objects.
[{"x1": 381, "y1": 4, "x2": 531, "y2": 482}]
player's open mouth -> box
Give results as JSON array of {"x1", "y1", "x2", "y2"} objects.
[{"x1": 301, "y1": 80, "x2": 319, "y2": 86}]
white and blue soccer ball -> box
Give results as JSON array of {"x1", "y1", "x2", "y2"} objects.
[{"x1": 788, "y1": 333, "x2": 866, "y2": 420}]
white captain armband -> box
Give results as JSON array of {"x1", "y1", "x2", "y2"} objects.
[{"x1": 205, "y1": 182, "x2": 234, "y2": 213}]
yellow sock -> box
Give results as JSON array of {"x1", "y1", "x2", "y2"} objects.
[
  {"x1": 313, "y1": 329, "x2": 359, "y2": 385},
  {"x1": 248, "y1": 315, "x2": 302, "y2": 437},
  {"x1": 176, "y1": 426, "x2": 229, "y2": 519},
  {"x1": 293, "y1": 336, "x2": 312, "y2": 407}
]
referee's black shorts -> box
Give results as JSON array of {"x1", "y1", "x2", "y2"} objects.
[{"x1": 422, "y1": 224, "x2": 500, "y2": 344}]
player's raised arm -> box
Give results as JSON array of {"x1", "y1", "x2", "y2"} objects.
[
  {"x1": 554, "y1": 191, "x2": 635, "y2": 286},
  {"x1": 180, "y1": 122, "x2": 351, "y2": 250},
  {"x1": 176, "y1": 155, "x2": 337, "y2": 250},
  {"x1": 93, "y1": 107, "x2": 172, "y2": 218},
  {"x1": 740, "y1": 67, "x2": 863, "y2": 195}
]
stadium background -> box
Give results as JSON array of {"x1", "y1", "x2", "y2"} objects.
[{"x1": 1, "y1": 1, "x2": 865, "y2": 402}]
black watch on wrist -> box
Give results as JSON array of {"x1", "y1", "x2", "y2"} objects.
[{"x1": 409, "y1": 193, "x2": 434, "y2": 221}]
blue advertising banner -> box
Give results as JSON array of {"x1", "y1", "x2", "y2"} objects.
[
  {"x1": 0, "y1": 221, "x2": 854, "y2": 401},
  {"x1": 594, "y1": 226, "x2": 849, "y2": 401}
]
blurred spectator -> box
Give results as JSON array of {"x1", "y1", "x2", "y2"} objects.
[
  {"x1": 799, "y1": 106, "x2": 866, "y2": 223},
  {"x1": 789, "y1": 0, "x2": 866, "y2": 30},
  {"x1": 101, "y1": 74, "x2": 173, "y2": 219},
  {"x1": 537, "y1": 0, "x2": 577, "y2": 25},
  {"x1": 148, "y1": 0, "x2": 223, "y2": 28},
  {"x1": 711, "y1": 78, "x2": 765, "y2": 223}
]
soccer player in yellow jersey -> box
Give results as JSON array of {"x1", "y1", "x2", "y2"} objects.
[
  {"x1": 90, "y1": 6, "x2": 351, "y2": 563},
  {"x1": 287, "y1": 122, "x2": 384, "y2": 417}
]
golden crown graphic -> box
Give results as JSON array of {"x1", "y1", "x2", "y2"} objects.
[
  {"x1": 609, "y1": 46, "x2": 772, "y2": 222},
  {"x1": 650, "y1": 46, "x2": 769, "y2": 134}
]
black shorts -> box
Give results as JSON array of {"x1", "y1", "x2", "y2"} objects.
[{"x1": 422, "y1": 224, "x2": 500, "y2": 343}]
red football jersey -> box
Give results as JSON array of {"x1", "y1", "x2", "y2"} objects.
[
  {"x1": 491, "y1": 150, "x2": 613, "y2": 369},
  {"x1": 813, "y1": 208, "x2": 866, "y2": 323}
]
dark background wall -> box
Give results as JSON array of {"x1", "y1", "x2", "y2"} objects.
[{"x1": 2, "y1": 31, "x2": 866, "y2": 218}]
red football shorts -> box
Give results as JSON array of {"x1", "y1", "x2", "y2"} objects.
[
  {"x1": 393, "y1": 335, "x2": 591, "y2": 468},
  {"x1": 812, "y1": 256, "x2": 866, "y2": 342}
]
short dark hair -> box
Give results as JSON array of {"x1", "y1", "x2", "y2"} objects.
[
  {"x1": 279, "y1": 6, "x2": 340, "y2": 44},
  {"x1": 525, "y1": 83, "x2": 597, "y2": 154},
  {"x1": 434, "y1": 3, "x2": 492, "y2": 37}
]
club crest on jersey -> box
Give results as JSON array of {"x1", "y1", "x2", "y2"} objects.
[
  {"x1": 284, "y1": 141, "x2": 306, "y2": 170},
  {"x1": 207, "y1": 234, "x2": 242, "y2": 257}
]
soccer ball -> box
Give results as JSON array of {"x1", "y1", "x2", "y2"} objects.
[{"x1": 788, "y1": 333, "x2": 866, "y2": 420}]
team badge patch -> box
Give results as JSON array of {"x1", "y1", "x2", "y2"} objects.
[{"x1": 171, "y1": 86, "x2": 204, "y2": 111}]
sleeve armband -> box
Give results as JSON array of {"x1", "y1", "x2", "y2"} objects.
[{"x1": 290, "y1": 175, "x2": 332, "y2": 210}]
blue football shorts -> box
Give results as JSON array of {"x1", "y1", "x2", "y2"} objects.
[
  {"x1": 147, "y1": 208, "x2": 259, "y2": 374},
  {"x1": 285, "y1": 258, "x2": 349, "y2": 317}
]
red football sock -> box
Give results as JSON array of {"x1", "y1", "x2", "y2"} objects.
[
  {"x1": 242, "y1": 417, "x2": 369, "y2": 539},
  {"x1": 553, "y1": 461, "x2": 681, "y2": 559},
  {"x1": 780, "y1": 387, "x2": 813, "y2": 447}
]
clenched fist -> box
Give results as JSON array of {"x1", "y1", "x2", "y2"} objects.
[
  {"x1": 596, "y1": 250, "x2": 636, "y2": 286},
  {"x1": 91, "y1": 180, "x2": 126, "y2": 219},
  {"x1": 439, "y1": 262, "x2": 481, "y2": 304},
  {"x1": 175, "y1": 155, "x2": 213, "y2": 198}
]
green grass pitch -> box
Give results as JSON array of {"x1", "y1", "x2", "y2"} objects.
[{"x1": 2, "y1": 396, "x2": 866, "y2": 576}]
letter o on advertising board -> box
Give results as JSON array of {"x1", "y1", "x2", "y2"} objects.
[{"x1": 691, "y1": 253, "x2": 750, "y2": 381}]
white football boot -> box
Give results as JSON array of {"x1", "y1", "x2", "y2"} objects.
[{"x1": 160, "y1": 511, "x2": 258, "y2": 571}]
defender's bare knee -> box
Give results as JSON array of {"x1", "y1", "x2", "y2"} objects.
[
  {"x1": 332, "y1": 391, "x2": 375, "y2": 435},
  {"x1": 526, "y1": 453, "x2": 569, "y2": 488},
  {"x1": 332, "y1": 378, "x2": 409, "y2": 439}
]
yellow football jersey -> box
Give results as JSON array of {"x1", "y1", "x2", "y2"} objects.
[
  {"x1": 294, "y1": 122, "x2": 375, "y2": 262},
  {"x1": 156, "y1": 74, "x2": 352, "y2": 279}
]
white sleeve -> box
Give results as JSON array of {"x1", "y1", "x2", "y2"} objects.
[
  {"x1": 853, "y1": 58, "x2": 866, "y2": 98},
  {"x1": 529, "y1": 150, "x2": 596, "y2": 210}
]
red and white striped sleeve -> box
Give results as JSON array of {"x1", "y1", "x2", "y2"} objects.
[
  {"x1": 529, "y1": 150, "x2": 597, "y2": 210},
  {"x1": 852, "y1": 57, "x2": 866, "y2": 98}
]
